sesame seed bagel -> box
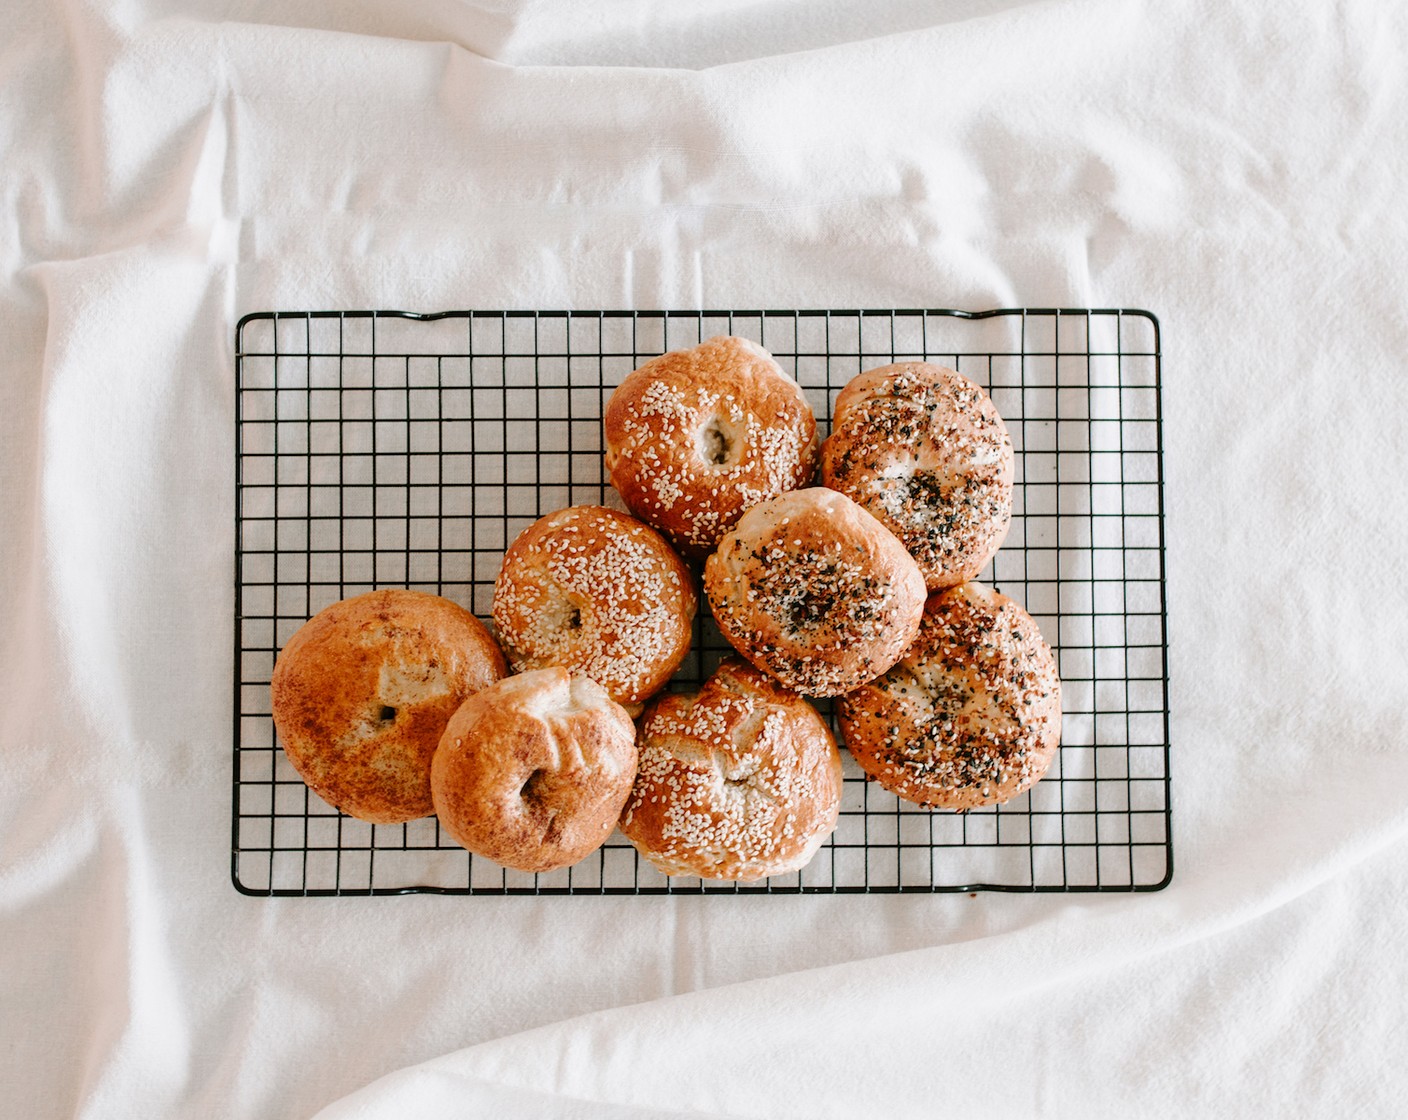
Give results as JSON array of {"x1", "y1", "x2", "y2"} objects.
[
  {"x1": 839, "y1": 582, "x2": 1062, "y2": 810},
  {"x1": 703, "y1": 488, "x2": 927, "y2": 697},
  {"x1": 821, "y1": 362, "x2": 1014, "y2": 591},
  {"x1": 620, "y1": 659, "x2": 843, "y2": 881},
  {"x1": 604, "y1": 336, "x2": 819, "y2": 559},
  {"x1": 492, "y1": 506, "x2": 697, "y2": 712},
  {"x1": 270, "y1": 589, "x2": 508, "y2": 824},
  {"x1": 432, "y1": 669, "x2": 638, "y2": 873}
]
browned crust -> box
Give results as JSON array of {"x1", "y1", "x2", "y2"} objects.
[
  {"x1": 821, "y1": 363, "x2": 1014, "y2": 591},
  {"x1": 604, "y1": 336, "x2": 818, "y2": 559},
  {"x1": 270, "y1": 589, "x2": 508, "y2": 824},
  {"x1": 430, "y1": 669, "x2": 638, "y2": 872},
  {"x1": 619, "y1": 659, "x2": 842, "y2": 881},
  {"x1": 491, "y1": 506, "x2": 697, "y2": 709},
  {"x1": 703, "y1": 488, "x2": 926, "y2": 697},
  {"x1": 839, "y1": 582, "x2": 1062, "y2": 810}
]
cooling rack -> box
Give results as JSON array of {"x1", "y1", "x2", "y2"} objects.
[{"x1": 233, "y1": 308, "x2": 1170, "y2": 895}]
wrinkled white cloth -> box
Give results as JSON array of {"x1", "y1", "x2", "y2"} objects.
[{"x1": 2, "y1": 1, "x2": 1407, "y2": 1117}]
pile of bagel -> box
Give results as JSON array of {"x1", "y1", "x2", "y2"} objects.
[{"x1": 271, "y1": 336, "x2": 1061, "y2": 881}]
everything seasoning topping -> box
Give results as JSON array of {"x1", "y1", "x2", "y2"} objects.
[
  {"x1": 823, "y1": 363, "x2": 1013, "y2": 588},
  {"x1": 703, "y1": 489, "x2": 923, "y2": 697},
  {"x1": 750, "y1": 542, "x2": 888, "y2": 643},
  {"x1": 840, "y1": 582, "x2": 1062, "y2": 808}
]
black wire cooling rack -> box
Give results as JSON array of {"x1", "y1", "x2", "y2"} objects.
[{"x1": 233, "y1": 308, "x2": 1170, "y2": 896}]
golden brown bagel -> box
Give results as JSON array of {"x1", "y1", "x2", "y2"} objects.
[
  {"x1": 270, "y1": 589, "x2": 508, "y2": 824},
  {"x1": 620, "y1": 659, "x2": 842, "y2": 881},
  {"x1": 491, "y1": 506, "x2": 697, "y2": 712},
  {"x1": 821, "y1": 362, "x2": 1013, "y2": 590},
  {"x1": 839, "y1": 582, "x2": 1061, "y2": 810},
  {"x1": 604, "y1": 336, "x2": 818, "y2": 559},
  {"x1": 703, "y1": 488, "x2": 926, "y2": 697},
  {"x1": 431, "y1": 668, "x2": 638, "y2": 873}
]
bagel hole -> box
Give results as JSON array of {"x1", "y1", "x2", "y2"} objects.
[
  {"x1": 703, "y1": 425, "x2": 730, "y2": 464},
  {"x1": 785, "y1": 591, "x2": 830, "y2": 634},
  {"x1": 697, "y1": 415, "x2": 743, "y2": 468},
  {"x1": 520, "y1": 768, "x2": 549, "y2": 801},
  {"x1": 543, "y1": 592, "x2": 585, "y2": 636},
  {"x1": 379, "y1": 705, "x2": 397, "y2": 722}
]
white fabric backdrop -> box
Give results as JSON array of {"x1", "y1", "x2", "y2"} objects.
[{"x1": 2, "y1": 1, "x2": 1406, "y2": 1116}]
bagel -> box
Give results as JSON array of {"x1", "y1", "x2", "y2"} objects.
[
  {"x1": 839, "y1": 582, "x2": 1061, "y2": 809},
  {"x1": 604, "y1": 336, "x2": 818, "y2": 559},
  {"x1": 620, "y1": 659, "x2": 842, "y2": 880},
  {"x1": 822, "y1": 362, "x2": 1013, "y2": 590},
  {"x1": 431, "y1": 668, "x2": 638, "y2": 873},
  {"x1": 703, "y1": 488, "x2": 926, "y2": 697},
  {"x1": 270, "y1": 589, "x2": 508, "y2": 824},
  {"x1": 492, "y1": 505, "x2": 697, "y2": 712}
]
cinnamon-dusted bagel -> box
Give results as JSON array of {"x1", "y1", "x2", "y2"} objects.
[
  {"x1": 703, "y1": 488, "x2": 926, "y2": 697},
  {"x1": 839, "y1": 582, "x2": 1062, "y2": 810},
  {"x1": 432, "y1": 669, "x2": 638, "y2": 873},
  {"x1": 604, "y1": 336, "x2": 818, "y2": 559},
  {"x1": 620, "y1": 659, "x2": 842, "y2": 881},
  {"x1": 821, "y1": 362, "x2": 1013, "y2": 590},
  {"x1": 270, "y1": 589, "x2": 508, "y2": 824},
  {"x1": 492, "y1": 506, "x2": 696, "y2": 712}
]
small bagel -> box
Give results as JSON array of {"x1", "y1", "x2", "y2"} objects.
[
  {"x1": 431, "y1": 668, "x2": 638, "y2": 873},
  {"x1": 604, "y1": 336, "x2": 818, "y2": 559},
  {"x1": 620, "y1": 659, "x2": 843, "y2": 881},
  {"x1": 703, "y1": 488, "x2": 926, "y2": 697},
  {"x1": 492, "y1": 506, "x2": 697, "y2": 711},
  {"x1": 270, "y1": 589, "x2": 508, "y2": 824},
  {"x1": 839, "y1": 582, "x2": 1061, "y2": 810},
  {"x1": 821, "y1": 362, "x2": 1014, "y2": 590}
]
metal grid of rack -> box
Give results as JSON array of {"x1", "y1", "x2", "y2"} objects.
[{"x1": 233, "y1": 308, "x2": 1170, "y2": 895}]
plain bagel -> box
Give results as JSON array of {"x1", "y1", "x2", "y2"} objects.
[
  {"x1": 431, "y1": 668, "x2": 638, "y2": 873},
  {"x1": 270, "y1": 589, "x2": 508, "y2": 824}
]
